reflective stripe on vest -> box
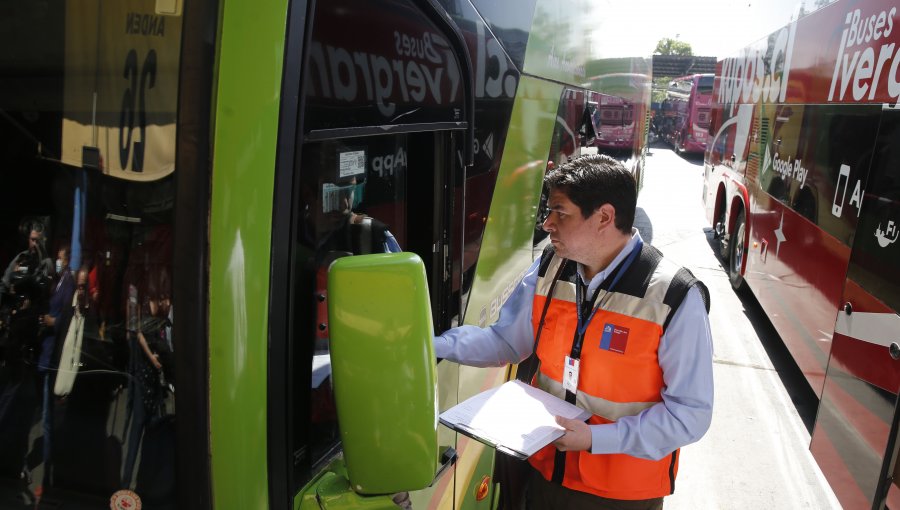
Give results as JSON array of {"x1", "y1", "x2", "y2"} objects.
[{"x1": 527, "y1": 249, "x2": 683, "y2": 500}]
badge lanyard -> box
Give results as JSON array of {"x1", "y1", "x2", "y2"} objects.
[{"x1": 563, "y1": 239, "x2": 643, "y2": 396}]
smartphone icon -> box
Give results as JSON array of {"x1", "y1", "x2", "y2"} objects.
[{"x1": 832, "y1": 164, "x2": 851, "y2": 217}]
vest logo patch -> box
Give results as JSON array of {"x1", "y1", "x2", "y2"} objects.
[{"x1": 600, "y1": 323, "x2": 629, "y2": 354}]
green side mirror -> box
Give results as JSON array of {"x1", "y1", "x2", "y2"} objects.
[{"x1": 327, "y1": 252, "x2": 439, "y2": 495}]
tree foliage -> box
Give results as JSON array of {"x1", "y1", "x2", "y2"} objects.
[
  {"x1": 654, "y1": 38, "x2": 693, "y2": 56},
  {"x1": 651, "y1": 77, "x2": 670, "y2": 104}
]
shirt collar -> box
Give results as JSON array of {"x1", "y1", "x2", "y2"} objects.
[{"x1": 576, "y1": 228, "x2": 642, "y2": 295}]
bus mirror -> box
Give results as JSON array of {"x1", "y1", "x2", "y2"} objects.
[{"x1": 327, "y1": 252, "x2": 439, "y2": 495}]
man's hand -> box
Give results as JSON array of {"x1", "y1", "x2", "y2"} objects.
[{"x1": 552, "y1": 416, "x2": 592, "y2": 452}]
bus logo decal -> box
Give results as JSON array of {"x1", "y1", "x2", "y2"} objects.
[
  {"x1": 774, "y1": 212, "x2": 787, "y2": 256},
  {"x1": 875, "y1": 220, "x2": 898, "y2": 247},
  {"x1": 718, "y1": 19, "x2": 797, "y2": 115},
  {"x1": 766, "y1": 149, "x2": 809, "y2": 189}
]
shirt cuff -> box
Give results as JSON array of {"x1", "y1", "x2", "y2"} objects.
[
  {"x1": 589, "y1": 423, "x2": 619, "y2": 454},
  {"x1": 433, "y1": 335, "x2": 451, "y2": 360}
]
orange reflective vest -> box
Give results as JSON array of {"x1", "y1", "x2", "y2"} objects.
[{"x1": 527, "y1": 244, "x2": 704, "y2": 500}]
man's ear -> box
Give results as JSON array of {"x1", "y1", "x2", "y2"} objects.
[{"x1": 596, "y1": 203, "x2": 616, "y2": 229}]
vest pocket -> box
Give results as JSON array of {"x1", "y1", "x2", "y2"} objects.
[{"x1": 577, "y1": 450, "x2": 668, "y2": 497}]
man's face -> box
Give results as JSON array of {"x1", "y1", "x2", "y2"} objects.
[
  {"x1": 57, "y1": 249, "x2": 69, "y2": 268},
  {"x1": 28, "y1": 230, "x2": 40, "y2": 253},
  {"x1": 315, "y1": 178, "x2": 358, "y2": 235},
  {"x1": 76, "y1": 270, "x2": 88, "y2": 289},
  {"x1": 542, "y1": 189, "x2": 601, "y2": 264}
]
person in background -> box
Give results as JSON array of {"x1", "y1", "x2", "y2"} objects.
[
  {"x1": 0, "y1": 222, "x2": 53, "y2": 486},
  {"x1": 35, "y1": 246, "x2": 76, "y2": 489},
  {"x1": 435, "y1": 154, "x2": 714, "y2": 510},
  {"x1": 122, "y1": 266, "x2": 171, "y2": 489},
  {"x1": 1, "y1": 223, "x2": 52, "y2": 299}
]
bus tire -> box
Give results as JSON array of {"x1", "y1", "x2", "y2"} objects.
[
  {"x1": 716, "y1": 208, "x2": 730, "y2": 261},
  {"x1": 728, "y1": 209, "x2": 746, "y2": 290}
]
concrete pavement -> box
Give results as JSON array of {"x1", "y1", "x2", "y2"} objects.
[{"x1": 634, "y1": 145, "x2": 842, "y2": 509}]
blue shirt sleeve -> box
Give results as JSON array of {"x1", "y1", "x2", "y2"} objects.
[
  {"x1": 433, "y1": 258, "x2": 541, "y2": 367},
  {"x1": 589, "y1": 285, "x2": 714, "y2": 460},
  {"x1": 435, "y1": 237, "x2": 713, "y2": 461},
  {"x1": 383, "y1": 230, "x2": 402, "y2": 253}
]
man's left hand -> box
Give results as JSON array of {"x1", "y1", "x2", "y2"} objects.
[{"x1": 552, "y1": 415, "x2": 592, "y2": 452}]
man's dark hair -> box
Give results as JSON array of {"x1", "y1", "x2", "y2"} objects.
[{"x1": 543, "y1": 154, "x2": 636, "y2": 233}]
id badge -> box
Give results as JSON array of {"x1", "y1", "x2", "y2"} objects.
[{"x1": 563, "y1": 356, "x2": 580, "y2": 393}]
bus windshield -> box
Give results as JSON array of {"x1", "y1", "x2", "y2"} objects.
[{"x1": 697, "y1": 75, "x2": 714, "y2": 95}]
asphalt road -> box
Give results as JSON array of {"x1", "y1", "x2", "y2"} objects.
[{"x1": 633, "y1": 143, "x2": 843, "y2": 509}]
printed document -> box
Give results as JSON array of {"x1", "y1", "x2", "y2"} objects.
[{"x1": 439, "y1": 380, "x2": 591, "y2": 459}]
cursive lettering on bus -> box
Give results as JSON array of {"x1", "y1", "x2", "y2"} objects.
[
  {"x1": 125, "y1": 12, "x2": 166, "y2": 37},
  {"x1": 828, "y1": 6, "x2": 900, "y2": 103},
  {"x1": 718, "y1": 19, "x2": 797, "y2": 115},
  {"x1": 306, "y1": 32, "x2": 459, "y2": 117}
]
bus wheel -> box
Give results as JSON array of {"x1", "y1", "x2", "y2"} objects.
[
  {"x1": 728, "y1": 210, "x2": 746, "y2": 290},
  {"x1": 716, "y1": 209, "x2": 729, "y2": 260}
]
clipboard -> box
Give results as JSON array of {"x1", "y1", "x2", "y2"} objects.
[{"x1": 438, "y1": 380, "x2": 591, "y2": 459}]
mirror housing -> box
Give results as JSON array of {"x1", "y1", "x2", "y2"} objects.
[{"x1": 328, "y1": 252, "x2": 439, "y2": 495}]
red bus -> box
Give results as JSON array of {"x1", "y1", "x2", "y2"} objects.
[
  {"x1": 661, "y1": 73, "x2": 713, "y2": 153},
  {"x1": 582, "y1": 71, "x2": 651, "y2": 186},
  {"x1": 593, "y1": 93, "x2": 635, "y2": 151},
  {"x1": 704, "y1": 1, "x2": 900, "y2": 507}
]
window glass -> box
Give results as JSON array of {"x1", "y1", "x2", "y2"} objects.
[
  {"x1": 697, "y1": 75, "x2": 714, "y2": 94},
  {"x1": 0, "y1": 0, "x2": 182, "y2": 505},
  {"x1": 600, "y1": 106, "x2": 624, "y2": 124},
  {"x1": 292, "y1": 135, "x2": 409, "y2": 479},
  {"x1": 534, "y1": 89, "x2": 584, "y2": 247},
  {"x1": 848, "y1": 111, "x2": 900, "y2": 313},
  {"x1": 795, "y1": 105, "x2": 878, "y2": 244}
]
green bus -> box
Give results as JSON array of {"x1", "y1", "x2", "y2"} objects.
[{"x1": 0, "y1": 0, "x2": 649, "y2": 508}]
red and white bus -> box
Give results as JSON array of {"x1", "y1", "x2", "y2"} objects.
[
  {"x1": 584, "y1": 72, "x2": 651, "y2": 159},
  {"x1": 704, "y1": 1, "x2": 900, "y2": 507},
  {"x1": 661, "y1": 73, "x2": 713, "y2": 153},
  {"x1": 593, "y1": 92, "x2": 635, "y2": 151}
]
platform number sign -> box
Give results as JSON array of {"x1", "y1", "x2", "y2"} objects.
[{"x1": 120, "y1": 48, "x2": 157, "y2": 173}]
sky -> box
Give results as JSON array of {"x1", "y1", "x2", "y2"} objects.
[{"x1": 591, "y1": 0, "x2": 826, "y2": 59}]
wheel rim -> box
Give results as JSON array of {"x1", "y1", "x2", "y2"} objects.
[{"x1": 732, "y1": 222, "x2": 745, "y2": 274}]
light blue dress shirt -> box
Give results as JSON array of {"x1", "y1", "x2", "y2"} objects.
[{"x1": 434, "y1": 231, "x2": 714, "y2": 461}]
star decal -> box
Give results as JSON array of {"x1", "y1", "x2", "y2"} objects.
[{"x1": 774, "y1": 212, "x2": 787, "y2": 256}]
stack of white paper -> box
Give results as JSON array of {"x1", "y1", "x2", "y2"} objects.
[{"x1": 439, "y1": 380, "x2": 591, "y2": 459}]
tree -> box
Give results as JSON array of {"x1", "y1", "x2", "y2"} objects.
[
  {"x1": 651, "y1": 77, "x2": 670, "y2": 104},
  {"x1": 654, "y1": 38, "x2": 693, "y2": 56}
]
